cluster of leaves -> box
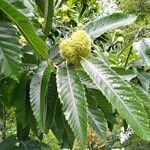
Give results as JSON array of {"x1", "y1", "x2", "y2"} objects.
[
  {"x1": 117, "y1": 0, "x2": 150, "y2": 24},
  {"x1": 0, "y1": 0, "x2": 150, "y2": 149}
]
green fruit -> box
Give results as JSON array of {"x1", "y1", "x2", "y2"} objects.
[
  {"x1": 60, "y1": 5, "x2": 69, "y2": 12},
  {"x1": 62, "y1": 16, "x2": 70, "y2": 23},
  {"x1": 115, "y1": 29, "x2": 123, "y2": 36},
  {"x1": 59, "y1": 30, "x2": 91, "y2": 65},
  {"x1": 117, "y1": 36, "x2": 124, "y2": 43}
]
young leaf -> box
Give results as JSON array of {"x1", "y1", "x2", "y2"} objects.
[
  {"x1": 85, "y1": 13, "x2": 137, "y2": 39},
  {"x1": 0, "y1": 0, "x2": 48, "y2": 59},
  {"x1": 56, "y1": 63, "x2": 87, "y2": 149},
  {"x1": 81, "y1": 56, "x2": 150, "y2": 141},
  {"x1": 30, "y1": 61, "x2": 52, "y2": 130},
  {"x1": 0, "y1": 21, "x2": 22, "y2": 79}
]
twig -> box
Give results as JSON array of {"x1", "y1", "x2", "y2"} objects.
[{"x1": 124, "y1": 46, "x2": 132, "y2": 68}]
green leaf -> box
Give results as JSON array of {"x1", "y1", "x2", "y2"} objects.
[
  {"x1": 12, "y1": 72, "x2": 28, "y2": 128},
  {"x1": 0, "y1": 0, "x2": 48, "y2": 59},
  {"x1": 56, "y1": 63, "x2": 87, "y2": 148},
  {"x1": 136, "y1": 71, "x2": 150, "y2": 93},
  {"x1": 20, "y1": 140, "x2": 49, "y2": 150},
  {"x1": 43, "y1": 0, "x2": 54, "y2": 37},
  {"x1": 86, "y1": 88, "x2": 107, "y2": 139},
  {"x1": 130, "y1": 83, "x2": 150, "y2": 109},
  {"x1": 8, "y1": 0, "x2": 34, "y2": 19},
  {"x1": 131, "y1": 83, "x2": 150, "y2": 121},
  {"x1": 0, "y1": 103, "x2": 3, "y2": 119},
  {"x1": 81, "y1": 56, "x2": 150, "y2": 141},
  {"x1": 48, "y1": 44, "x2": 59, "y2": 59},
  {"x1": 35, "y1": 0, "x2": 44, "y2": 15},
  {"x1": 0, "y1": 78, "x2": 17, "y2": 108},
  {"x1": 0, "y1": 21, "x2": 22, "y2": 79},
  {"x1": 11, "y1": 72, "x2": 37, "y2": 139},
  {"x1": 14, "y1": 73, "x2": 40, "y2": 137},
  {"x1": 51, "y1": 100, "x2": 75, "y2": 149},
  {"x1": 133, "y1": 38, "x2": 150, "y2": 67},
  {"x1": 112, "y1": 67, "x2": 137, "y2": 82},
  {"x1": 89, "y1": 89, "x2": 115, "y2": 128},
  {"x1": 45, "y1": 74, "x2": 58, "y2": 129},
  {"x1": 85, "y1": 13, "x2": 137, "y2": 39},
  {"x1": 8, "y1": 0, "x2": 43, "y2": 36},
  {"x1": 88, "y1": 109, "x2": 106, "y2": 139},
  {"x1": 77, "y1": 69, "x2": 97, "y2": 89},
  {"x1": 79, "y1": 0, "x2": 88, "y2": 18},
  {"x1": 85, "y1": 88, "x2": 97, "y2": 109},
  {"x1": 0, "y1": 135, "x2": 18, "y2": 149},
  {"x1": 77, "y1": 68, "x2": 115, "y2": 130},
  {"x1": 86, "y1": 88, "x2": 115, "y2": 131},
  {"x1": 22, "y1": 45, "x2": 39, "y2": 66},
  {"x1": 30, "y1": 61, "x2": 52, "y2": 130},
  {"x1": 16, "y1": 121, "x2": 30, "y2": 141},
  {"x1": 129, "y1": 83, "x2": 150, "y2": 125},
  {"x1": 144, "y1": 38, "x2": 150, "y2": 45}
]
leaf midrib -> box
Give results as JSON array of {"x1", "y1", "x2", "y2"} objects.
[
  {"x1": 82, "y1": 58, "x2": 146, "y2": 134},
  {"x1": 66, "y1": 63, "x2": 82, "y2": 133}
]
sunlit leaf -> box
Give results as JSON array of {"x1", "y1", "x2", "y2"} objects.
[
  {"x1": 0, "y1": 0, "x2": 48, "y2": 59},
  {"x1": 81, "y1": 56, "x2": 150, "y2": 141},
  {"x1": 56, "y1": 63, "x2": 87, "y2": 149},
  {"x1": 85, "y1": 13, "x2": 137, "y2": 39}
]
